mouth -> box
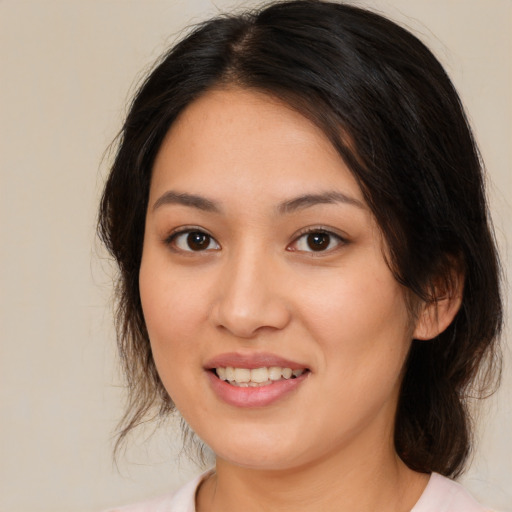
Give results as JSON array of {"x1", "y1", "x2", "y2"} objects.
[
  {"x1": 204, "y1": 353, "x2": 311, "y2": 408},
  {"x1": 211, "y1": 366, "x2": 308, "y2": 387}
]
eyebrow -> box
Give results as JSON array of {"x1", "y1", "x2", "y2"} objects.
[
  {"x1": 152, "y1": 190, "x2": 364, "y2": 214},
  {"x1": 277, "y1": 191, "x2": 365, "y2": 214},
  {"x1": 152, "y1": 191, "x2": 221, "y2": 213}
]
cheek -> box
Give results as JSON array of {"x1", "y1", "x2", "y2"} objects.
[
  {"x1": 140, "y1": 247, "x2": 207, "y2": 338},
  {"x1": 300, "y1": 269, "x2": 409, "y2": 336},
  {"x1": 139, "y1": 254, "x2": 205, "y2": 387},
  {"x1": 139, "y1": 266, "x2": 207, "y2": 418},
  {"x1": 295, "y1": 262, "x2": 413, "y2": 380},
  {"x1": 297, "y1": 273, "x2": 412, "y2": 437}
]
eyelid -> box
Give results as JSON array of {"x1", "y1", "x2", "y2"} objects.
[
  {"x1": 287, "y1": 226, "x2": 348, "y2": 254},
  {"x1": 164, "y1": 226, "x2": 221, "y2": 252},
  {"x1": 162, "y1": 225, "x2": 347, "y2": 254}
]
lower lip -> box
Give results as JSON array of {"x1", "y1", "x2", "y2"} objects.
[{"x1": 206, "y1": 371, "x2": 309, "y2": 408}]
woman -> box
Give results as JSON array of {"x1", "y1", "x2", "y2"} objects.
[{"x1": 99, "y1": 1, "x2": 502, "y2": 510}]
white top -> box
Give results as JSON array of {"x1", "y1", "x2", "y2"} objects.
[{"x1": 108, "y1": 471, "x2": 491, "y2": 512}]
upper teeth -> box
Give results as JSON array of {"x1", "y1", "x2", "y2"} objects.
[{"x1": 216, "y1": 366, "x2": 304, "y2": 386}]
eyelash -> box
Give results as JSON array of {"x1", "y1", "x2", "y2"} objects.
[
  {"x1": 288, "y1": 227, "x2": 347, "y2": 254},
  {"x1": 164, "y1": 226, "x2": 347, "y2": 254},
  {"x1": 165, "y1": 227, "x2": 220, "y2": 253}
]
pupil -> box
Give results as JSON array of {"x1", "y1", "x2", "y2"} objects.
[
  {"x1": 307, "y1": 232, "x2": 330, "y2": 251},
  {"x1": 187, "y1": 232, "x2": 209, "y2": 250}
]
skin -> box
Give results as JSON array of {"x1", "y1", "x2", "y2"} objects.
[{"x1": 139, "y1": 87, "x2": 459, "y2": 512}]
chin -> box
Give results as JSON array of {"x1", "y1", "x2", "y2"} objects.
[{"x1": 201, "y1": 427, "x2": 314, "y2": 471}]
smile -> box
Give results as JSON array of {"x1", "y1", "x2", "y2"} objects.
[
  {"x1": 215, "y1": 366, "x2": 306, "y2": 387},
  {"x1": 204, "y1": 353, "x2": 311, "y2": 407}
]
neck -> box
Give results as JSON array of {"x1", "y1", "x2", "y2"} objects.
[{"x1": 196, "y1": 437, "x2": 429, "y2": 512}]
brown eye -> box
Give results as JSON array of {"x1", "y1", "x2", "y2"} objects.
[
  {"x1": 187, "y1": 232, "x2": 210, "y2": 250},
  {"x1": 306, "y1": 232, "x2": 331, "y2": 251},
  {"x1": 290, "y1": 229, "x2": 345, "y2": 253},
  {"x1": 171, "y1": 230, "x2": 220, "y2": 252}
]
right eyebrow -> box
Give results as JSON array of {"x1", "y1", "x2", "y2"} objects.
[
  {"x1": 277, "y1": 191, "x2": 365, "y2": 214},
  {"x1": 152, "y1": 191, "x2": 221, "y2": 213}
]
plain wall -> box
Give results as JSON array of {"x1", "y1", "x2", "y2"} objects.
[{"x1": 0, "y1": 1, "x2": 510, "y2": 511}]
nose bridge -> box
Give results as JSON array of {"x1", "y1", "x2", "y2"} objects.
[{"x1": 212, "y1": 241, "x2": 290, "y2": 337}]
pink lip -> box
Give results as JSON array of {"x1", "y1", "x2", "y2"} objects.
[
  {"x1": 206, "y1": 370, "x2": 309, "y2": 408},
  {"x1": 204, "y1": 352, "x2": 308, "y2": 371},
  {"x1": 204, "y1": 352, "x2": 310, "y2": 408}
]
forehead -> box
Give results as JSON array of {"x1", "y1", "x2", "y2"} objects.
[{"x1": 151, "y1": 87, "x2": 365, "y2": 206}]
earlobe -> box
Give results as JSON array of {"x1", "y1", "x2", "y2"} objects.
[{"x1": 413, "y1": 271, "x2": 464, "y2": 341}]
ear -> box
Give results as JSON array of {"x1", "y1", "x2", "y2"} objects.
[{"x1": 413, "y1": 267, "x2": 464, "y2": 341}]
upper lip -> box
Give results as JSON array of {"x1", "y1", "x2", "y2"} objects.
[{"x1": 204, "y1": 352, "x2": 308, "y2": 371}]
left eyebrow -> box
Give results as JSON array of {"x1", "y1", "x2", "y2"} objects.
[
  {"x1": 277, "y1": 191, "x2": 365, "y2": 214},
  {"x1": 152, "y1": 191, "x2": 222, "y2": 213}
]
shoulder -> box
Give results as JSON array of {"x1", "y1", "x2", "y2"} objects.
[
  {"x1": 412, "y1": 473, "x2": 493, "y2": 512},
  {"x1": 104, "y1": 471, "x2": 211, "y2": 512}
]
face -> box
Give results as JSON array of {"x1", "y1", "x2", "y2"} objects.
[{"x1": 139, "y1": 88, "x2": 418, "y2": 471}]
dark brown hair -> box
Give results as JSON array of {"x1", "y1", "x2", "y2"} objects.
[{"x1": 98, "y1": 0, "x2": 502, "y2": 476}]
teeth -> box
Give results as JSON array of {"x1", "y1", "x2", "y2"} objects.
[
  {"x1": 282, "y1": 367, "x2": 292, "y2": 379},
  {"x1": 225, "y1": 367, "x2": 235, "y2": 381},
  {"x1": 268, "y1": 366, "x2": 282, "y2": 381},
  {"x1": 215, "y1": 366, "x2": 305, "y2": 386},
  {"x1": 251, "y1": 367, "x2": 269, "y2": 383},
  {"x1": 234, "y1": 368, "x2": 251, "y2": 383}
]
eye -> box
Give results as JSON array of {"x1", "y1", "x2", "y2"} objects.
[
  {"x1": 290, "y1": 230, "x2": 345, "y2": 253},
  {"x1": 168, "y1": 230, "x2": 220, "y2": 252}
]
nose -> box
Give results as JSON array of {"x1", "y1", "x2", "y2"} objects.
[{"x1": 210, "y1": 248, "x2": 291, "y2": 338}]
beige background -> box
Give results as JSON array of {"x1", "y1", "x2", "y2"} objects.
[{"x1": 0, "y1": 1, "x2": 510, "y2": 511}]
